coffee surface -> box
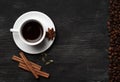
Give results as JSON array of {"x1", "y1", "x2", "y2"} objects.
[{"x1": 21, "y1": 20, "x2": 43, "y2": 42}]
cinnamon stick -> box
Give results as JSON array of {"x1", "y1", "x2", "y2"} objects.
[
  {"x1": 12, "y1": 55, "x2": 41, "y2": 70},
  {"x1": 19, "y1": 52, "x2": 39, "y2": 79},
  {"x1": 19, "y1": 63, "x2": 49, "y2": 78}
]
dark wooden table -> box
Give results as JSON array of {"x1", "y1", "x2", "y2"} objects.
[{"x1": 0, "y1": 0, "x2": 109, "y2": 82}]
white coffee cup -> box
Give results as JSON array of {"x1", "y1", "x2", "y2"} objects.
[{"x1": 10, "y1": 11, "x2": 46, "y2": 46}]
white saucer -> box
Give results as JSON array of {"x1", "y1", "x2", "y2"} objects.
[{"x1": 11, "y1": 11, "x2": 56, "y2": 54}]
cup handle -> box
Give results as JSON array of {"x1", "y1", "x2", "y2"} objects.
[{"x1": 10, "y1": 29, "x2": 18, "y2": 33}]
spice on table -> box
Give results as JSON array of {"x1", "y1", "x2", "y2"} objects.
[
  {"x1": 45, "y1": 60, "x2": 54, "y2": 65},
  {"x1": 12, "y1": 55, "x2": 41, "y2": 70},
  {"x1": 46, "y1": 28, "x2": 55, "y2": 40},
  {"x1": 40, "y1": 53, "x2": 54, "y2": 65},
  {"x1": 42, "y1": 57, "x2": 46, "y2": 62},
  {"x1": 19, "y1": 63, "x2": 49, "y2": 78},
  {"x1": 19, "y1": 52, "x2": 39, "y2": 79},
  {"x1": 12, "y1": 52, "x2": 50, "y2": 79}
]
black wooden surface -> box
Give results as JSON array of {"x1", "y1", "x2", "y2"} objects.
[{"x1": 0, "y1": 0, "x2": 109, "y2": 82}]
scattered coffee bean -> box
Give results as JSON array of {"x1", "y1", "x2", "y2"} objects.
[{"x1": 108, "y1": 0, "x2": 120, "y2": 81}]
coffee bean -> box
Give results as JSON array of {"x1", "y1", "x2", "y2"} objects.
[{"x1": 108, "y1": 0, "x2": 120, "y2": 81}]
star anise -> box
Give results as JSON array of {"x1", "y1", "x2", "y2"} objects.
[{"x1": 46, "y1": 28, "x2": 55, "y2": 40}]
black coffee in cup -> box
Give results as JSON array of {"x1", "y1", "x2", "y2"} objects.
[{"x1": 21, "y1": 20, "x2": 43, "y2": 43}]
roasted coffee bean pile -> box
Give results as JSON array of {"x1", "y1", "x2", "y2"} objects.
[{"x1": 108, "y1": 0, "x2": 120, "y2": 82}]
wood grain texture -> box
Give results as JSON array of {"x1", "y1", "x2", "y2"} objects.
[{"x1": 0, "y1": 0, "x2": 108, "y2": 82}]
